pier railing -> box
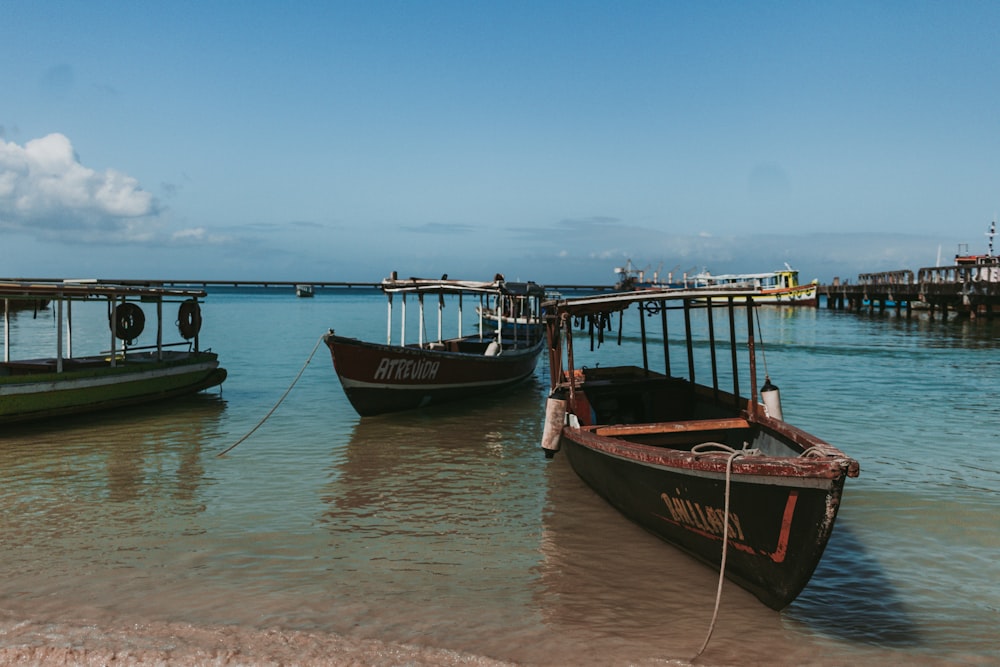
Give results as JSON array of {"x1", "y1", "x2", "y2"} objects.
[
  {"x1": 857, "y1": 270, "x2": 914, "y2": 286},
  {"x1": 917, "y1": 264, "x2": 1000, "y2": 285},
  {"x1": 821, "y1": 262, "x2": 1000, "y2": 318}
]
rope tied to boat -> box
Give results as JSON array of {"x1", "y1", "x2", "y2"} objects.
[
  {"x1": 692, "y1": 445, "x2": 752, "y2": 661},
  {"x1": 691, "y1": 441, "x2": 761, "y2": 458},
  {"x1": 216, "y1": 334, "x2": 325, "y2": 457}
]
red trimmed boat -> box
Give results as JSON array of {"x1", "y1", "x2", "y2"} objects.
[
  {"x1": 540, "y1": 288, "x2": 859, "y2": 610},
  {"x1": 1, "y1": 279, "x2": 226, "y2": 425},
  {"x1": 323, "y1": 273, "x2": 546, "y2": 417}
]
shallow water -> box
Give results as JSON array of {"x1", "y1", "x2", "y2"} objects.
[{"x1": 1, "y1": 289, "x2": 998, "y2": 665}]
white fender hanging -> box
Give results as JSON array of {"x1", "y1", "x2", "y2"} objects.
[
  {"x1": 761, "y1": 375, "x2": 783, "y2": 421},
  {"x1": 541, "y1": 391, "x2": 567, "y2": 457}
]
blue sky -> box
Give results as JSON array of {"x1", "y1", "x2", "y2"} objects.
[{"x1": 3, "y1": 1, "x2": 1000, "y2": 285}]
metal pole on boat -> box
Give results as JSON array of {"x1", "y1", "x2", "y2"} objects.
[
  {"x1": 66, "y1": 298, "x2": 73, "y2": 359},
  {"x1": 746, "y1": 296, "x2": 759, "y2": 418},
  {"x1": 660, "y1": 299, "x2": 670, "y2": 376},
  {"x1": 387, "y1": 292, "x2": 393, "y2": 345},
  {"x1": 707, "y1": 297, "x2": 719, "y2": 397},
  {"x1": 546, "y1": 314, "x2": 562, "y2": 388},
  {"x1": 728, "y1": 297, "x2": 740, "y2": 403},
  {"x1": 401, "y1": 292, "x2": 407, "y2": 347},
  {"x1": 437, "y1": 291, "x2": 443, "y2": 343},
  {"x1": 564, "y1": 313, "x2": 576, "y2": 403},
  {"x1": 3, "y1": 299, "x2": 9, "y2": 363},
  {"x1": 56, "y1": 296, "x2": 64, "y2": 373},
  {"x1": 684, "y1": 298, "x2": 695, "y2": 383},
  {"x1": 496, "y1": 293, "x2": 503, "y2": 347},
  {"x1": 638, "y1": 300, "x2": 648, "y2": 374},
  {"x1": 418, "y1": 293, "x2": 425, "y2": 348},
  {"x1": 457, "y1": 292, "x2": 463, "y2": 339}
]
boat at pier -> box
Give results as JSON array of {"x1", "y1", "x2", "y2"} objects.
[
  {"x1": 1, "y1": 280, "x2": 227, "y2": 425},
  {"x1": 540, "y1": 288, "x2": 859, "y2": 609},
  {"x1": 323, "y1": 273, "x2": 546, "y2": 416},
  {"x1": 954, "y1": 220, "x2": 1000, "y2": 275},
  {"x1": 691, "y1": 265, "x2": 818, "y2": 305}
]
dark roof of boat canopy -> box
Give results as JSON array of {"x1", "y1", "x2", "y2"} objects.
[
  {"x1": 542, "y1": 286, "x2": 764, "y2": 317},
  {"x1": 380, "y1": 273, "x2": 545, "y2": 298},
  {"x1": 0, "y1": 279, "x2": 208, "y2": 301}
]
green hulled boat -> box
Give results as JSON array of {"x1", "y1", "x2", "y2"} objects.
[{"x1": 1, "y1": 280, "x2": 226, "y2": 425}]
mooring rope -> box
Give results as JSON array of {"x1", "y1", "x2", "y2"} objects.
[
  {"x1": 692, "y1": 445, "x2": 749, "y2": 661},
  {"x1": 216, "y1": 334, "x2": 326, "y2": 457}
]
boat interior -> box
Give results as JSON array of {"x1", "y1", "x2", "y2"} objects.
[
  {"x1": 563, "y1": 365, "x2": 799, "y2": 455},
  {"x1": 0, "y1": 350, "x2": 204, "y2": 377},
  {"x1": 415, "y1": 334, "x2": 541, "y2": 355}
]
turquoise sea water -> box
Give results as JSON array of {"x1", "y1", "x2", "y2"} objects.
[{"x1": 1, "y1": 288, "x2": 998, "y2": 666}]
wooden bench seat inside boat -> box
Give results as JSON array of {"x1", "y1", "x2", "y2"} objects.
[
  {"x1": 1, "y1": 357, "x2": 121, "y2": 375},
  {"x1": 1, "y1": 361, "x2": 58, "y2": 375},
  {"x1": 586, "y1": 418, "x2": 753, "y2": 450},
  {"x1": 591, "y1": 417, "x2": 751, "y2": 437}
]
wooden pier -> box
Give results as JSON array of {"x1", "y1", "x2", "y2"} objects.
[
  {"x1": 819, "y1": 263, "x2": 1000, "y2": 319},
  {"x1": 7, "y1": 279, "x2": 609, "y2": 294}
]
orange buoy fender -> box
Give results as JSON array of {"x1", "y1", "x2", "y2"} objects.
[{"x1": 177, "y1": 299, "x2": 202, "y2": 340}]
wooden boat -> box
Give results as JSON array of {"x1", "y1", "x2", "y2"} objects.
[
  {"x1": 323, "y1": 273, "x2": 546, "y2": 417},
  {"x1": 540, "y1": 288, "x2": 859, "y2": 610},
  {"x1": 690, "y1": 265, "x2": 818, "y2": 305},
  {"x1": 474, "y1": 288, "x2": 556, "y2": 335},
  {"x1": 474, "y1": 306, "x2": 540, "y2": 334},
  {"x1": 1, "y1": 280, "x2": 227, "y2": 425}
]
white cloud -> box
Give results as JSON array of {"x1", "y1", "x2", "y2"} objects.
[
  {"x1": 171, "y1": 227, "x2": 231, "y2": 244},
  {"x1": 0, "y1": 133, "x2": 159, "y2": 242}
]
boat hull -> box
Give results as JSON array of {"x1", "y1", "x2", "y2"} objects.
[
  {"x1": 559, "y1": 424, "x2": 850, "y2": 610},
  {"x1": 753, "y1": 284, "x2": 818, "y2": 306},
  {"x1": 0, "y1": 352, "x2": 226, "y2": 424},
  {"x1": 324, "y1": 333, "x2": 543, "y2": 416}
]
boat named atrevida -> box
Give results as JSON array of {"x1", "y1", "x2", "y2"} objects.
[
  {"x1": 323, "y1": 273, "x2": 546, "y2": 416},
  {"x1": 540, "y1": 288, "x2": 859, "y2": 609},
  {"x1": 1, "y1": 280, "x2": 226, "y2": 425}
]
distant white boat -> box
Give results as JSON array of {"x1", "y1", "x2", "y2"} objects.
[
  {"x1": 690, "y1": 265, "x2": 818, "y2": 306},
  {"x1": 295, "y1": 284, "x2": 315, "y2": 298}
]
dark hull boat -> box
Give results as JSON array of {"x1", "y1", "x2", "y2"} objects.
[
  {"x1": 540, "y1": 288, "x2": 859, "y2": 610},
  {"x1": 324, "y1": 274, "x2": 545, "y2": 417}
]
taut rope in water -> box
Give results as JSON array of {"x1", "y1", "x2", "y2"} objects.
[
  {"x1": 216, "y1": 334, "x2": 326, "y2": 457},
  {"x1": 691, "y1": 444, "x2": 753, "y2": 661}
]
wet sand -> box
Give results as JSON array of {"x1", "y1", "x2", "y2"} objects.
[{"x1": 0, "y1": 615, "x2": 519, "y2": 667}]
